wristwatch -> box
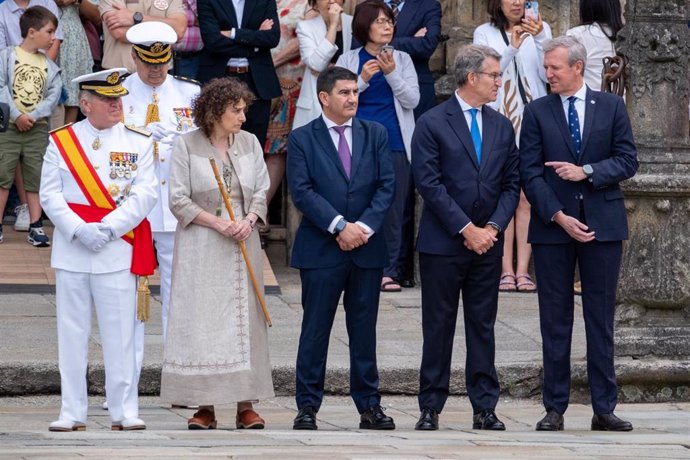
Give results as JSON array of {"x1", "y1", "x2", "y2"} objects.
[
  {"x1": 133, "y1": 11, "x2": 144, "y2": 25},
  {"x1": 334, "y1": 218, "x2": 347, "y2": 235},
  {"x1": 583, "y1": 164, "x2": 594, "y2": 182},
  {"x1": 488, "y1": 222, "x2": 501, "y2": 233}
]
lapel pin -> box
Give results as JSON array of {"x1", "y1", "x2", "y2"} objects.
[{"x1": 590, "y1": 100, "x2": 596, "y2": 104}]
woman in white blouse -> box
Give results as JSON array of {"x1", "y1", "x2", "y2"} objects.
[
  {"x1": 566, "y1": 0, "x2": 622, "y2": 91},
  {"x1": 293, "y1": 0, "x2": 353, "y2": 129},
  {"x1": 473, "y1": 0, "x2": 552, "y2": 293}
]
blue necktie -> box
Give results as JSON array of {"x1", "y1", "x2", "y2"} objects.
[
  {"x1": 568, "y1": 96, "x2": 581, "y2": 158},
  {"x1": 469, "y1": 108, "x2": 482, "y2": 164}
]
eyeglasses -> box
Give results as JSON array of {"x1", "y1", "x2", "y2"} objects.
[
  {"x1": 373, "y1": 17, "x2": 395, "y2": 26},
  {"x1": 476, "y1": 71, "x2": 503, "y2": 82}
]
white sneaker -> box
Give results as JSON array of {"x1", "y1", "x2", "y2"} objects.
[
  {"x1": 49, "y1": 419, "x2": 86, "y2": 432},
  {"x1": 111, "y1": 417, "x2": 146, "y2": 431},
  {"x1": 14, "y1": 204, "x2": 29, "y2": 231}
]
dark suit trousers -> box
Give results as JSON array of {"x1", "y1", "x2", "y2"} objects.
[
  {"x1": 228, "y1": 72, "x2": 271, "y2": 147},
  {"x1": 418, "y1": 251, "x2": 502, "y2": 413},
  {"x1": 383, "y1": 150, "x2": 411, "y2": 279},
  {"x1": 296, "y1": 259, "x2": 383, "y2": 413},
  {"x1": 532, "y1": 240, "x2": 622, "y2": 415}
]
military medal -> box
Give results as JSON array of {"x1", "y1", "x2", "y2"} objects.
[
  {"x1": 109, "y1": 152, "x2": 117, "y2": 179},
  {"x1": 173, "y1": 107, "x2": 194, "y2": 131},
  {"x1": 108, "y1": 184, "x2": 120, "y2": 198},
  {"x1": 131, "y1": 153, "x2": 138, "y2": 171},
  {"x1": 92, "y1": 136, "x2": 102, "y2": 150}
]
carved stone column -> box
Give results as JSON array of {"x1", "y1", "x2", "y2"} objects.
[{"x1": 614, "y1": 0, "x2": 690, "y2": 360}]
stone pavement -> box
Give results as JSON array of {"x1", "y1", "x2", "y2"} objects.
[
  {"x1": 0, "y1": 264, "x2": 688, "y2": 402},
  {"x1": 1, "y1": 396, "x2": 689, "y2": 459}
]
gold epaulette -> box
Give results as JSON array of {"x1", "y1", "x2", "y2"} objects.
[
  {"x1": 125, "y1": 125, "x2": 152, "y2": 137},
  {"x1": 172, "y1": 75, "x2": 201, "y2": 86},
  {"x1": 49, "y1": 122, "x2": 74, "y2": 134}
]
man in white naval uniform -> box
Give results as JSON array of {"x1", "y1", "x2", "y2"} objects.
[
  {"x1": 121, "y1": 22, "x2": 200, "y2": 346},
  {"x1": 40, "y1": 68, "x2": 157, "y2": 432}
]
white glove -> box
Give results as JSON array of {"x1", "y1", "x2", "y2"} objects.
[
  {"x1": 159, "y1": 133, "x2": 177, "y2": 146},
  {"x1": 96, "y1": 223, "x2": 116, "y2": 241},
  {"x1": 74, "y1": 222, "x2": 110, "y2": 252},
  {"x1": 147, "y1": 122, "x2": 171, "y2": 143}
]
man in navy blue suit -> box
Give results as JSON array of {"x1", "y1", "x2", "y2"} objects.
[
  {"x1": 386, "y1": 0, "x2": 443, "y2": 288},
  {"x1": 287, "y1": 66, "x2": 396, "y2": 431},
  {"x1": 412, "y1": 44, "x2": 520, "y2": 431},
  {"x1": 520, "y1": 36, "x2": 638, "y2": 432},
  {"x1": 197, "y1": 0, "x2": 280, "y2": 146}
]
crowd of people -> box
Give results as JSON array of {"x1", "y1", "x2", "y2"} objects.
[{"x1": 0, "y1": 0, "x2": 638, "y2": 435}]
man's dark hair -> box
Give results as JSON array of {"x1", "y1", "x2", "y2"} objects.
[
  {"x1": 316, "y1": 66, "x2": 357, "y2": 99},
  {"x1": 579, "y1": 0, "x2": 623, "y2": 41},
  {"x1": 352, "y1": 0, "x2": 395, "y2": 45},
  {"x1": 20, "y1": 6, "x2": 58, "y2": 39}
]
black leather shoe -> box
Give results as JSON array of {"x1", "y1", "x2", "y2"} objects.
[
  {"x1": 472, "y1": 409, "x2": 505, "y2": 430},
  {"x1": 591, "y1": 413, "x2": 633, "y2": 431},
  {"x1": 536, "y1": 410, "x2": 564, "y2": 431},
  {"x1": 359, "y1": 405, "x2": 395, "y2": 430},
  {"x1": 399, "y1": 278, "x2": 415, "y2": 288},
  {"x1": 293, "y1": 407, "x2": 317, "y2": 430},
  {"x1": 415, "y1": 407, "x2": 439, "y2": 430}
]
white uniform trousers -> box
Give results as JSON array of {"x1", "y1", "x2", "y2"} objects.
[
  {"x1": 135, "y1": 231, "x2": 174, "y2": 375},
  {"x1": 55, "y1": 269, "x2": 140, "y2": 423}
]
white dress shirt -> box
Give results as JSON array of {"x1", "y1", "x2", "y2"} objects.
[
  {"x1": 227, "y1": 0, "x2": 250, "y2": 67},
  {"x1": 455, "y1": 90, "x2": 483, "y2": 136},
  {"x1": 560, "y1": 83, "x2": 587, "y2": 136},
  {"x1": 322, "y1": 114, "x2": 374, "y2": 236}
]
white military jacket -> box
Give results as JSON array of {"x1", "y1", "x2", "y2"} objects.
[
  {"x1": 121, "y1": 74, "x2": 200, "y2": 232},
  {"x1": 40, "y1": 120, "x2": 157, "y2": 274}
]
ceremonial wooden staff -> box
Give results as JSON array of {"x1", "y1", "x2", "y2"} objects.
[{"x1": 209, "y1": 157, "x2": 272, "y2": 327}]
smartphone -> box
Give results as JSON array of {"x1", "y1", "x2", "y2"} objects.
[
  {"x1": 524, "y1": 1, "x2": 539, "y2": 20},
  {"x1": 381, "y1": 44, "x2": 394, "y2": 54}
]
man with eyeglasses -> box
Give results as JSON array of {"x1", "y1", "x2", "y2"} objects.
[{"x1": 411, "y1": 44, "x2": 519, "y2": 431}]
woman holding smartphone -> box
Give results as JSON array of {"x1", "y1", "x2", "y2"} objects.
[
  {"x1": 473, "y1": 0, "x2": 552, "y2": 293},
  {"x1": 336, "y1": 0, "x2": 419, "y2": 293}
]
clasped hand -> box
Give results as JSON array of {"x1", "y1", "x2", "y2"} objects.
[
  {"x1": 75, "y1": 222, "x2": 111, "y2": 252},
  {"x1": 462, "y1": 223, "x2": 498, "y2": 255},
  {"x1": 554, "y1": 211, "x2": 595, "y2": 243},
  {"x1": 214, "y1": 217, "x2": 252, "y2": 241},
  {"x1": 336, "y1": 222, "x2": 368, "y2": 252}
]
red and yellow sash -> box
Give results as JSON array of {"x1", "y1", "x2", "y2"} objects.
[{"x1": 51, "y1": 126, "x2": 156, "y2": 276}]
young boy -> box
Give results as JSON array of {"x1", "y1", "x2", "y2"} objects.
[{"x1": 0, "y1": 6, "x2": 62, "y2": 245}]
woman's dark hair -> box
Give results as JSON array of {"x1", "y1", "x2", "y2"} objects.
[
  {"x1": 352, "y1": 0, "x2": 395, "y2": 45},
  {"x1": 579, "y1": 0, "x2": 623, "y2": 41},
  {"x1": 192, "y1": 78, "x2": 256, "y2": 138},
  {"x1": 486, "y1": 0, "x2": 511, "y2": 31}
]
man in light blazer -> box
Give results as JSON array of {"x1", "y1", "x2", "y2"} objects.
[
  {"x1": 520, "y1": 36, "x2": 638, "y2": 432},
  {"x1": 287, "y1": 66, "x2": 395, "y2": 431},
  {"x1": 412, "y1": 44, "x2": 520, "y2": 431},
  {"x1": 197, "y1": 0, "x2": 280, "y2": 146}
]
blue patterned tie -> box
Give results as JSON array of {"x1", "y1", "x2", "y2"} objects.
[
  {"x1": 469, "y1": 108, "x2": 482, "y2": 164},
  {"x1": 568, "y1": 96, "x2": 581, "y2": 158}
]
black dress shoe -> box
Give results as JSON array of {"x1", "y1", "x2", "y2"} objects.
[
  {"x1": 399, "y1": 278, "x2": 415, "y2": 288},
  {"x1": 591, "y1": 413, "x2": 633, "y2": 431},
  {"x1": 536, "y1": 409, "x2": 564, "y2": 431},
  {"x1": 415, "y1": 408, "x2": 439, "y2": 431},
  {"x1": 293, "y1": 407, "x2": 317, "y2": 430},
  {"x1": 359, "y1": 405, "x2": 395, "y2": 430},
  {"x1": 472, "y1": 409, "x2": 505, "y2": 430}
]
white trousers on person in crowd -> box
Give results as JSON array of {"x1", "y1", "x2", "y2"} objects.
[
  {"x1": 55, "y1": 269, "x2": 140, "y2": 423},
  {"x1": 134, "y1": 230, "x2": 174, "y2": 376}
]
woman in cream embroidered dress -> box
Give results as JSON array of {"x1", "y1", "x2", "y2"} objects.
[{"x1": 161, "y1": 78, "x2": 274, "y2": 430}]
